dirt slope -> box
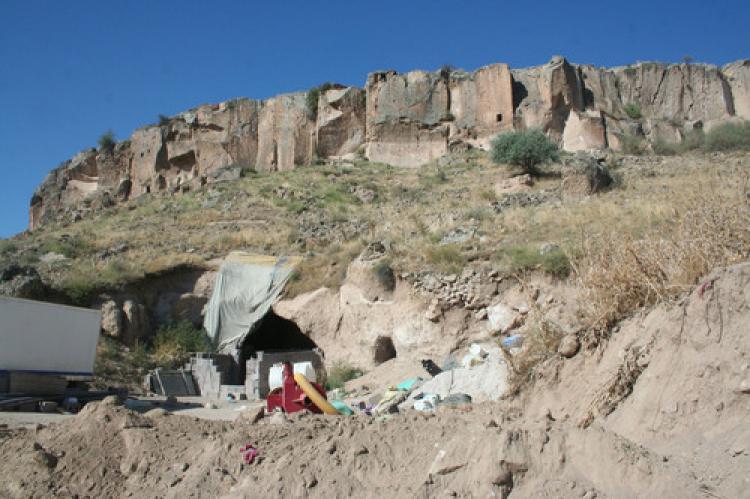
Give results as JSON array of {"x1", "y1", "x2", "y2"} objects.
[{"x1": 1, "y1": 262, "x2": 748, "y2": 498}]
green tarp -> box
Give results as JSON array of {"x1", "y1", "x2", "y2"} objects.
[{"x1": 203, "y1": 252, "x2": 302, "y2": 354}]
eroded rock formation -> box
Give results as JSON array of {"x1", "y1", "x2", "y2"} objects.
[{"x1": 29, "y1": 56, "x2": 750, "y2": 229}]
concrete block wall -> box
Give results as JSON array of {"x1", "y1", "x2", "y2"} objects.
[
  {"x1": 245, "y1": 348, "x2": 325, "y2": 399},
  {"x1": 186, "y1": 353, "x2": 236, "y2": 399}
]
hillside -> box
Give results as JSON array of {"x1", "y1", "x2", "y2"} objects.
[{"x1": 2, "y1": 145, "x2": 750, "y2": 380}]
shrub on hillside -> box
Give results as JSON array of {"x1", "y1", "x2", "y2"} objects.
[
  {"x1": 325, "y1": 360, "x2": 363, "y2": 390},
  {"x1": 97, "y1": 130, "x2": 116, "y2": 151},
  {"x1": 620, "y1": 134, "x2": 644, "y2": 155},
  {"x1": 576, "y1": 176, "x2": 750, "y2": 344},
  {"x1": 624, "y1": 103, "x2": 642, "y2": 120},
  {"x1": 491, "y1": 130, "x2": 558, "y2": 175},
  {"x1": 153, "y1": 320, "x2": 211, "y2": 363},
  {"x1": 703, "y1": 121, "x2": 750, "y2": 151},
  {"x1": 503, "y1": 245, "x2": 571, "y2": 278}
]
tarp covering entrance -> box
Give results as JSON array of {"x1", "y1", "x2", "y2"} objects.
[{"x1": 203, "y1": 252, "x2": 302, "y2": 354}]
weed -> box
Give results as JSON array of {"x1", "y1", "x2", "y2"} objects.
[
  {"x1": 0, "y1": 239, "x2": 18, "y2": 255},
  {"x1": 620, "y1": 134, "x2": 644, "y2": 155},
  {"x1": 425, "y1": 244, "x2": 465, "y2": 273},
  {"x1": 652, "y1": 139, "x2": 681, "y2": 156},
  {"x1": 703, "y1": 121, "x2": 750, "y2": 151},
  {"x1": 576, "y1": 173, "x2": 750, "y2": 344},
  {"x1": 325, "y1": 360, "x2": 364, "y2": 390},
  {"x1": 624, "y1": 103, "x2": 642, "y2": 120},
  {"x1": 98, "y1": 130, "x2": 116, "y2": 151},
  {"x1": 153, "y1": 320, "x2": 211, "y2": 364},
  {"x1": 541, "y1": 248, "x2": 571, "y2": 278}
]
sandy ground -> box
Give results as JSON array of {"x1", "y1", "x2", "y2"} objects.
[{"x1": 1, "y1": 262, "x2": 749, "y2": 498}]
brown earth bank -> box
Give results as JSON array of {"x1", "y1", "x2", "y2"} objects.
[
  {"x1": 1, "y1": 261, "x2": 748, "y2": 498},
  {"x1": 29, "y1": 56, "x2": 750, "y2": 229}
]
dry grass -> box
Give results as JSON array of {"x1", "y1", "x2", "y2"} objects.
[
  {"x1": 575, "y1": 165, "x2": 750, "y2": 344},
  {"x1": 5, "y1": 149, "x2": 750, "y2": 312}
]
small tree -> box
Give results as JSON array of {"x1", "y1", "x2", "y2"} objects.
[
  {"x1": 97, "y1": 129, "x2": 116, "y2": 151},
  {"x1": 158, "y1": 114, "x2": 170, "y2": 126},
  {"x1": 491, "y1": 130, "x2": 558, "y2": 175}
]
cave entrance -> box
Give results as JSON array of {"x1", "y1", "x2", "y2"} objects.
[
  {"x1": 237, "y1": 310, "x2": 318, "y2": 382},
  {"x1": 372, "y1": 335, "x2": 397, "y2": 364}
]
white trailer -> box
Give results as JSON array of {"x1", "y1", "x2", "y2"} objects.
[{"x1": 0, "y1": 296, "x2": 101, "y2": 378}]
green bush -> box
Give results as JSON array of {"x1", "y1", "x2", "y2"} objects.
[
  {"x1": 325, "y1": 360, "x2": 363, "y2": 390},
  {"x1": 541, "y1": 248, "x2": 571, "y2": 278},
  {"x1": 0, "y1": 239, "x2": 18, "y2": 255},
  {"x1": 158, "y1": 114, "x2": 170, "y2": 126},
  {"x1": 681, "y1": 129, "x2": 705, "y2": 151},
  {"x1": 703, "y1": 122, "x2": 750, "y2": 151},
  {"x1": 652, "y1": 139, "x2": 681, "y2": 156},
  {"x1": 372, "y1": 259, "x2": 396, "y2": 291},
  {"x1": 502, "y1": 245, "x2": 571, "y2": 278},
  {"x1": 153, "y1": 320, "x2": 211, "y2": 357},
  {"x1": 624, "y1": 103, "x2": 642, "y2": 120},
  {"x1": 97, "y1": 130, "x2": 116, "y2": 151},
  {"x1": 425, "y1": 244, "x2": 466, "y2": 272},
  {"x1": 491, "y1": 130, "x2": 558, "y2": 175}
]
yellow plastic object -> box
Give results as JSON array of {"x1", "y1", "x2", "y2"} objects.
[{"x1": 293, "y1": 372, "x2": 339, "y2": 415}]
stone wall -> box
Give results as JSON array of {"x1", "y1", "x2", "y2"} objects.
[{"x1": 29, "y1": 57, "x2": 750, "y2": 229}]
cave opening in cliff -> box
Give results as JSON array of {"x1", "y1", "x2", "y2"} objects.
[
  {"x1": 372, "y1": 335, "x2": 397, "y2": 364},
  {"x1": 237, "y1": 310, "x2": 317, "y2": 381},
  {"x1": 496, "y1": 113, "x2": 503, "y2": 123}
]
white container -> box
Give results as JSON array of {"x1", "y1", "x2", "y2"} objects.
[
  {"x1": 293, "y1": 361, "x2": 317, "y2": 382},
  {"x1": 0, "y1": 296, "x2": 101, "y2": 377},
  {"x1": 268, "y1": 364, "x2": 285, "y2": 391}
]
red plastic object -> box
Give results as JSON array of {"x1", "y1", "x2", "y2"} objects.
[
  {"x1": 240, "y1": 443, "x2": 258, "y2": 464},
  {"x1": 266, "y1": 362, "x2": 327, "y2": 414}
]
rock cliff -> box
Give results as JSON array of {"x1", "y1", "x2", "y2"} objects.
[{"x1": 29, "y1": 56, "x2": 749, "y2": 229}]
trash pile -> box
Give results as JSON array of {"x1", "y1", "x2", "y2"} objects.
[{"x1": 328, "y1": 342, "x2": 511, "y2": 416}]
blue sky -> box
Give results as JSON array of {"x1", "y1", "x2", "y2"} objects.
[{"x1": 1, "y1": 0, "x2": 748, "y2": 237}]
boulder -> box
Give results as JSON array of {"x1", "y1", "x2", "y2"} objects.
[
  {"x1": 0, "y1": 264, "x2": 46, "y2": 299},
  {"x1": 486, "y1": 303, "x2": 522, "y2": 335},
  {"x1": 122, "y1": 300, "x2": 149, "y2": 344},
  {"x1": 561, "y1": 155, "x2": 613, "y2": 199},
  {"x1": 558, "y1": 334, "x2": 580, "y2": 358},
  {"x1": 562, "y1": 110, "x2": 607, "y2": 151},
  {"x1": 100, "y1": 300, "x2": 123, "y2": 338}
]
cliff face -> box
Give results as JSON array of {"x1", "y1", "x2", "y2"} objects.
[{"x1": 29, "y1": 56, "x2": 750, "y2": 230}]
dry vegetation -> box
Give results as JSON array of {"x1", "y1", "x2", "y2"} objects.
[
  {"x1": 2, "y1": 149, "x2": 750, "y2": 334},
  {"x1": 575, "y1": 165, "x2": 750, "y2": 343}
]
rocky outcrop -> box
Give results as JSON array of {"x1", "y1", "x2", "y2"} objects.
[{"x1": 29, "y1": 57, "x2": 750, "y2": 229}]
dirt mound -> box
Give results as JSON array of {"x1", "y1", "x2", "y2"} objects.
[{"x1": 1, "y1": 262, "x2": 748, "y2": 498}]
